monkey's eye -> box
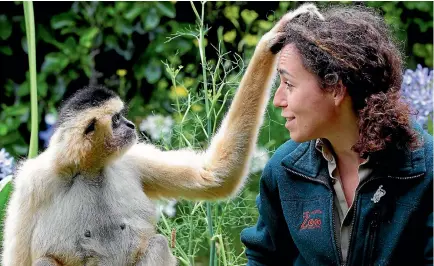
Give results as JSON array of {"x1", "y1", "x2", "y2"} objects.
[
  {"x1": 84, "y1": 119, "x2": 96, "y2": 134},
  {"x1": 112, "y1": 113, "x2": 121, "y2": 128}
]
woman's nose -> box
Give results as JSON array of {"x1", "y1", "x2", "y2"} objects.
[{"x1": 273, "y1": 86, "x2": 287, "y2": 108}]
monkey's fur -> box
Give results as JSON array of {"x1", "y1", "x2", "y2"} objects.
[{"x1": 2, "y1": 5, "x2": 320, "y2": 265}]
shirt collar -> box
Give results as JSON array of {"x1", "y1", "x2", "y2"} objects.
[{"x1": 315, "y1": 138, "x2": 370, "y2": 166}]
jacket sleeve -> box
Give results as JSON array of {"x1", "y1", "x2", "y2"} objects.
[{"x1": 240, "y1": 163, "x2": 297, "y2": 265}]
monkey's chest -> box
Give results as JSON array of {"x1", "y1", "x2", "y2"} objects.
[{"x1": 31, "y1": 177, "x2": 157, "y2": 265}]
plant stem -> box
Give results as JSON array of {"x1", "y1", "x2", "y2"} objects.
[
  {"x1": 191, "y1": 1, "x2": 216, "y2": 265},
  {"x1": 24, "y1": 1, "x2": 38, "y2": 159}
]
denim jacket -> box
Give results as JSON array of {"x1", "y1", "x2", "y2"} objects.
[{"x1": 241, "y1": 125, "x2": 433, "y2": 266}]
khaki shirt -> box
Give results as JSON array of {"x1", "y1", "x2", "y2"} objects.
[{"x1": 315, "y1": 139, "x2": 372, "y2": 263}]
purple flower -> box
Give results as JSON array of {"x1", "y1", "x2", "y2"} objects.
[
  {"x1": 0, "y1": 148, "x2": 15, "y2": 181},
  {"x1": 401, "y1": 64, "x2": 433, "y2": 128}
]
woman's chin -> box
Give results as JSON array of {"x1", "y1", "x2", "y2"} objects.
[{"x1": 289, "y1": 132, "x2": 312, "y2": 143}]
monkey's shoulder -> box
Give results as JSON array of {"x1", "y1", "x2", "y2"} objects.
[{"x1": 12, "y1": 151, "x2": 55, "y2": 192}]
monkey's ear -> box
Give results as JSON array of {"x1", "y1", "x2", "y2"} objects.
[{"x1": 84, "y1": 118, "x2": 97, "y2": 134}]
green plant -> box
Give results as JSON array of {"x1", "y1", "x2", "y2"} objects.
[{"x1": 155, "y1": 2, "x2": 260, "y2": 265}]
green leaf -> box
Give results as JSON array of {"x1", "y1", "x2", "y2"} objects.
[
  {"x1": 223, "y1": 30, "x2": 236, "y2": 43},
  {"x1": 37, "y1": 75, "x2": 48, "y2": 98},
  {"x1": 144, "y1": 8, "x2": 160, "y2": 30},
  {"x1": 257, "y1": 20, "x2": 273, "y2": 31},
  {"x1": 144, "y1": 58, "x2": 162, "y2": 84},
  {"x1": 63, "y1": 36, "x2": 78, "y2": 58},
  {"x1": 105, "y1": 35, "x2": 118, "y2": 49},
  {"x1": 53, "y1": 76, "x2": 67, "y2": 102},
  {"x1": 79, "y1": 27, "x2": 99, "y2": 48},
  {"x1": 115, "y1": 1, "x2": 129, "y2": 12},
  {"x1": 155, "y1": 2, "x2": 176, "y2": 18},
  {"x1": 41, "y1": 52, "x2": 70, "y2": 74},
  {"x1": 114, "y1": 19, "x2": 133, "y2": 36},
  {"x1": 51, "y1": 12, "x2": 76, "y2": 29},
  {"x1": 404, "y1": 1, "x2": 432, "y2": 12},
  {"x1": 241, "y1": 9, "x2": 258, "y2": 25},
  {"x1": 0, "y1": 46, "x2": 12, "y2": 56},
  {"x1": 0, "y1": 178, "x2": 13, "y2": 245},
  {"x1": 60, "y1": 27, "x2": 77, "y2": 35},
  {"x1": 17, "y1": 81, "x2": 29, "y2": 97},
  {"x1": 125, "y1": 5, "x2": 145, "y2": 21},
  {"x1": 413, "y1": 18, "x2": 432, "y2": 33},
  {"x1": 223, "y1": 6, "x2": 240, "y2": 20},
  {"x1": 21, "y1": 36, "x2": 27, "y2": 53},
  {"x1": 0, "y1": 15, "x2": 12, "y2": 40},
  {"x1": 0, "y1": 124, "x2": 8, "y2": 136},
  {"x1": 2, "y1": 104, "x2": 29, "y2": 116},
  {"x1": 38, "y1": 25, "x2": 55, "y2": 44},
  {"x1": 80, "y1": 56, "x2": 92, "y2": 77}
]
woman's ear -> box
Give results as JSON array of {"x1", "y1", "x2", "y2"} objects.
[{"x1": 333, "y1": 80, "x2": 347, "y2": 106}]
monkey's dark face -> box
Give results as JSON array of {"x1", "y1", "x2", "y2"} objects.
[
  {"x1": 83, "y1": 111, "x2": 137, "y2": 153},
  {"x1": 52, "y1": 87, "x2": 138, "y2": 171},
  {"x1": 81, "y1": 102, "x2": 138, "y2": 163}
]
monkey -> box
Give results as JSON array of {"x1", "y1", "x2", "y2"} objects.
[{"x1": 1, "y1": 4, "x2": 320, "y2": 265}]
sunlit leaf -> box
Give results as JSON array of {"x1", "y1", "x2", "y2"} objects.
[
  {"x1": 241, "y1": 9, "x2": 258, "y2": 25},
  {"x1": 79, "y1": 27, "x2": 99, "y2": 48}
]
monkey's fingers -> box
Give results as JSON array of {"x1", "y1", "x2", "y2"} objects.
[{"x1": 272, "y1": 3, "x2": 324, "y2": 34}]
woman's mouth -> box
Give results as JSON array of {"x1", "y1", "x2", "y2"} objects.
[{"x1": 285, "y1": 116, "x2": 296, "y2": 129}]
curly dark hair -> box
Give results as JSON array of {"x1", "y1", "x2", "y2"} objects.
[{"x1": 277, "y1": 4, "x2": 421, "y2": 157}]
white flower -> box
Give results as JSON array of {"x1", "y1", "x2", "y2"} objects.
[
  {"x1": 45, "y1": 113, "x2": 57, "y2": 125},
  {"x1": 156, "y1": 199, "x2": 177, "y2": 220},
  {"x1": 249, "y1": 147, "x2": 269, "y2": 174},
  {"x1": 139, "y1": 114, "x2": 174, "y2": 144}
]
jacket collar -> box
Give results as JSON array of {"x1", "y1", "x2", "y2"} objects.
[{"x1": 281, "y1": 137, "x2": 427, "y2": 180}]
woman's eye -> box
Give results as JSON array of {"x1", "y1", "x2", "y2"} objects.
[{"x1": 285, "y1": 81, "x2": 294, "y2": 90}]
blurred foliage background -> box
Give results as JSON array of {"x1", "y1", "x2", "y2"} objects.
[
  {"x1": 0, "y1": 1, "x2": 432, "y2": 157},
  {"x1": 0, "y1": 1, "x2": 432, "y2": 265}
]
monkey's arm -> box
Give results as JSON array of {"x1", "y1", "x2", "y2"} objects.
[
  {"x1": 123, "y1": 33, "x2": 282, "y2": 200},
  {"x1": 2, "y1": 155, "x2": 53, "y2": 266}
]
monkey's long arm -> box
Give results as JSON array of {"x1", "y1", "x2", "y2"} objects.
[{"x1": 123, "y1": 39, "x2": 279, "y2": 200}]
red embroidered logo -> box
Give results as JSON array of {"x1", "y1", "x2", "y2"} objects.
[{"x1": 300, "y1": 209, "x2": 322, "y2": 230}]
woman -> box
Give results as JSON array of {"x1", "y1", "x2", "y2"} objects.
[{"x1": 241, "y1": 4, "x2": 433, "y2": 266}]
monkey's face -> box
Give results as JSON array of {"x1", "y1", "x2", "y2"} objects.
[
  {"x1": 104, "y1": 112, "x2": 137, "y2": 152},
  {"x1": 52, "y1": 91, "x2": 138, "y2": 171},
  {"x1": 82, "y1": 106, "x2": 138, "y2": 163}
]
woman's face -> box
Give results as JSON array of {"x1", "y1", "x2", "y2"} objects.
[{"x1": 273, "y1": 44, "x2": 338, "y2": 142}]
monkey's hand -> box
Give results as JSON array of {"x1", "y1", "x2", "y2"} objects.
[{"x1": 258, "y1": 3, "x2": 324, "y2": 53}]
